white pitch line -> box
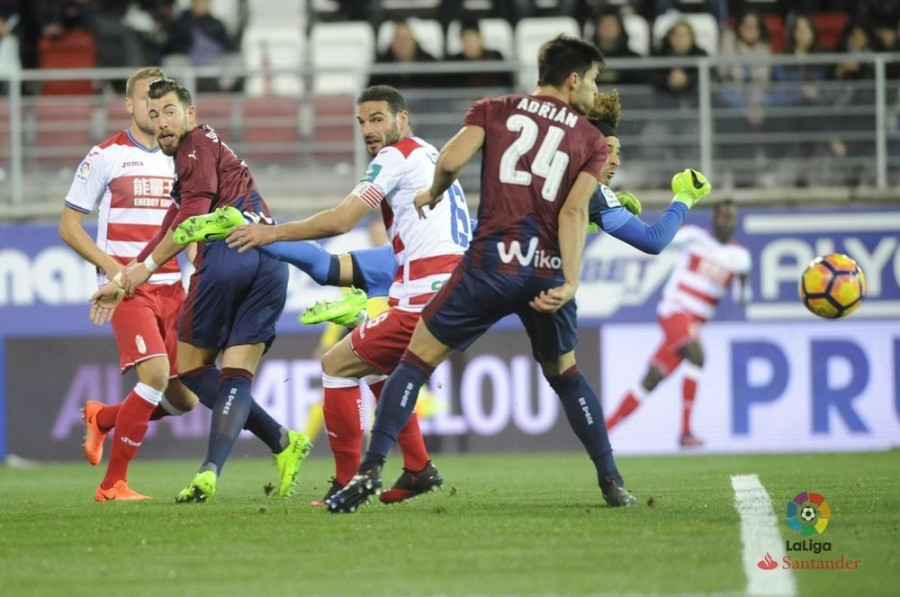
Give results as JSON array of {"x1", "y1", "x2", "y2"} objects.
[{"x1": 731, "y1": 474, "x2": 796, "y2": 597}]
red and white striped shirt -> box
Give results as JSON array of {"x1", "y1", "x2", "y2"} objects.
[
  {"x1": 657, "y1": 226, "x2": 751, "y2": 321},
  {"x1": 64, "y1": 130, "x2": 180, "y2": 286},
  {"x1": 352, "y1": 136, "x2": 471, "y2": 312}
]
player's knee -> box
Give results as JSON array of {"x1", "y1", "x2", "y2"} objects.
[
  {"x1": 136, "y1": 359, "x2": 171, "y2": 392},
  {"x1": 321, "y1": 347, "x2": 341, "y2": 377},
  {"x1": 643, "y1": 367, "x2": 664, "y2": 391},
  {"x1": 166, "y1": 382, "x2": 198, "y2": 412},
  {"x1": 681, "y1": 342, "x2": 704, "y2": 367}
]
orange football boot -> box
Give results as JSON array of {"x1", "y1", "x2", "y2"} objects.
[
  {"x1": 94, "y1": 480, "x2": 152, "y2": 502},
  {"x1": 81, "y1": 400, "x2": 108, "y2": 466}
]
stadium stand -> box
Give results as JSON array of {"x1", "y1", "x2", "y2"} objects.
[
  {"x1": 310, "y1": 21, "x2": 376, "y2": 95},
  {"x1": 514, "y1": 16, "x2": 581, "y2": 90},
  {"x1": 377, "y1": 17, "x2": 445, "y2": 58},
  {"x1": 446, "y1": 18, "x2": 514, "y2": 58},
  {"x1": 38, "y1": 30, "x2": 97, "y2": 96}
]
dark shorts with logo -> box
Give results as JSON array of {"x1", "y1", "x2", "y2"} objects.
[
  {"x1": 422, "y1": 260, "x2": 578, "y2": 362},
  {"x1": 179, "y1": 239, "x2": 288, "y2": 351}
]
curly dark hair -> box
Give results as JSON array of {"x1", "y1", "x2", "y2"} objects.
[{"x1": 588, "y1": 89, "x2": 621, "y2": 131}]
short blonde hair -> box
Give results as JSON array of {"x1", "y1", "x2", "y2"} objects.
[{"x1": 126, "y1": 67, "x2": 167, "y2": 99}]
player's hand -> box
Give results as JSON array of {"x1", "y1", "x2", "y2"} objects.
[
  {"x1": 529, "y1": 282, "x2": 576, "y2": 313},
  {"x1": 119, "y1": 262, "x2": 151, "y2": 297},
  {"x1": 671, "y1": 168, "x2": 711, "y2": 209},
  {"x1": 89, "y1": 281, "x2": 125, "y2": 326},
  {"x1": 616, "y1": 191, "x2": 642, "y2": 216},
  {"x1": 414, "y1": 188, "x2": 443, "y2": 220},
  {"x1": 227, "y1": 223, "x2": 276, "y2": 252}
]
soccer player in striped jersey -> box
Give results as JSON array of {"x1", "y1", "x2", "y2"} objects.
[
  {"x1": 605, "y1": 201, "x2": 751, "y2": 447},
  {"x1": 226, "y1": 85, "x2": 467, "y2": 505},
  {"x1": 60, "y1": 67, "x2": 198, "y2": 502}
]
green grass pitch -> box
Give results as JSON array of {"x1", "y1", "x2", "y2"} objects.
[{"x1": 1, "y1": 452, "x2": 897, "y2": 596}]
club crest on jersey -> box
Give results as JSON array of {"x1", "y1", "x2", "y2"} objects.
[
  {"x1": 135, "y1": 335, "x2": 147, "y2": 354},
  {"x1": 75, "y1": 161, "x2": 92, "y2": 183},
  {"x1": 497, "y1": 238, "x2": 562, "y2": 270}
]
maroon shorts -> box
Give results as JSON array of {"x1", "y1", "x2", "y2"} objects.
[{"x1": 110, "y1": 282, "x2": 184, "y2": 373}]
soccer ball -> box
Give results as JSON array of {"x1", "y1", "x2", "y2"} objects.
[
  {"x1": 800, "y1": 506, "x2": 817, "y2": 522},
  {"x1": 799, "y1": 254, "x2": 866, "y2": 319}
]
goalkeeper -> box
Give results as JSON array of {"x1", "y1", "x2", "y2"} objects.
[{"x1": 586, "y1": 90, "x2": 711, "y2": 252}]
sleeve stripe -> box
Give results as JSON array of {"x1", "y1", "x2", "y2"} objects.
[
  {"x1": 358, "y1": 186, "x2": 384, "y2": 209},
  {"x1": 64, "y1": 201, "x2": 92, "y2": 214}
]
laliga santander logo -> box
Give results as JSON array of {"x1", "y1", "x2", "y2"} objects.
[
  {"x1": 786, "y1": 491, "x2": 831, "y2": 536},
  {"x1": 757, "y1": 552, "x2": 778, "y2": 570}
]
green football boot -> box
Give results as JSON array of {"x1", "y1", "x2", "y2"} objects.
[
  {"x1": 273, "y1": 430, "x2": 313, "y2": 499},
  {"x1": 175, "y1": 470, "x2": 217, "y2": 503},
  {"x1": 300, "y1": 287, "x2": 368, "y2": 327},
  {"x1": 173, "y1": 206, "x2": 245, "y2": 244}
]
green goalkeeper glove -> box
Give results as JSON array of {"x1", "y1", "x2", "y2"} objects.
[
  {"x1": 671, "y1": 168, "x2": 712, "y2": 208},
  {"x1": 616, "y1": 191, "x2": 642, "y2": 216}
]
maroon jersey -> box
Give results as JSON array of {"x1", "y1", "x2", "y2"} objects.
[
  {"x1": 464, "y1": 94, "x2": 607, "y2": 279},
  {"x1": 169, "y1": 124, "x2": 273, "y2": 228}
]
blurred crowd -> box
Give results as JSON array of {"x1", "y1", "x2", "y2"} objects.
[{"x1": 0, "y1": 0, "x2": 897, "y2": 188}]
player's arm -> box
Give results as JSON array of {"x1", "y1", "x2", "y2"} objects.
[
  {"x1": 114, "y1": 202, "x2": 182, "y2": 295},
  {"x1": 227, "y1": 192, "x2": 370, "y2": 252},
  {"x1": 415, "y1": 125, "x2": 484, "y2": 218},
  {"x1": 59, "y1": 206, "x2": 123, "y2": 278},
  {"x1": 529, "y1": 172, "x2": 598, "y2": 313}
]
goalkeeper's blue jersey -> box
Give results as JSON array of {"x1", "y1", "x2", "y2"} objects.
[{"x1": 588, "y1": 183, "x2": 689, "y2": 255}]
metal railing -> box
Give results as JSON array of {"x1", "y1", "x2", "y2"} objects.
[{"x1": 1, "y1": 52, "x2": 899, "y2": 220}]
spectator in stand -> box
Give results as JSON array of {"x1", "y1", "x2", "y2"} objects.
[
  {"x1": 830, "y1": 20, "x2": 877, "y2": 183},
  {"x1": 771, "y1": 14, "x2": 826, "y2": 107},
  {"x1": 165, "y1": 0, "x2": 237, "y2": 91},
  {"x1": 770, "y1": 14, "x2": 827, "y2": 185},
  {"x1": 368, "y1": 20, "x2": 436, "y2": 89},
  {"x1": 832, "y1": 21, "x2": 875, "y2": 82},
  {"x1": 652, "y1": 21, "x2": 707, "y2": 100},
  {"x1": 642, "y1": 20, "x2": 707, "y2": 169},
  {"x1": 590, "y1": 8, "x2": 646, "y2": 85},
  {"x1": 444, "y1": 18, "x2": 513, "y2": 89},
  {"x1": 717, "y1": 9, "x2": 772, "y2": 127},
  {"x1": 872, "y1": 17, "x2": 900, "y2": 78}
]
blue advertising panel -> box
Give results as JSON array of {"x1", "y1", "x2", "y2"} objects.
[{"x1": 2, "y1": 206, "x2": 898, "y2": 458}]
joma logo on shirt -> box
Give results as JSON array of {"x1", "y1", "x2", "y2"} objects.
[
  {"x1": 497, "y1": 238, "x2": 561, "y2": 269},
  {"x1": 122, "y1": 161, "x2": 144, "y2": 168}
]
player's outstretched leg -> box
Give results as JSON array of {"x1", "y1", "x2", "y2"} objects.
[
  {"x1": 326, "y1": 461, "x2": 384, "y2": 514},
  {"x1": 272, "y1": 430, "x2": 313, "y2": 499},
  {"x1": 173, "y1": 206, "x2": 244, "y2": 244},
  {"x1": 300, "y1": 287, "x2": 368, "y2": 327}
]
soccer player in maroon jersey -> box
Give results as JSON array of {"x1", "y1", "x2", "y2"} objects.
[
  {"x1": 90, "y1": 78, "x2": 312, "y2": 502},
  {"x1": 328, "y1": 35, "x2": 640, "y2": 512}
]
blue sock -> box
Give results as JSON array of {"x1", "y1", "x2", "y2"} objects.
[
  {"x1": 202, "y1": 368, "x2": 254, "y2": 474},
  {"x1": 364, "y1": 359, "x2": 431, "y2": 465},
  {"x1": 259, "y1": 240, "x2": 339, "y2": 286},
  {"x1": 548, "y1": 367, "x2": 622, "y2": 486},
  {"x1": 182, "y1": 366, "x2": 283, "y2": 453}
]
